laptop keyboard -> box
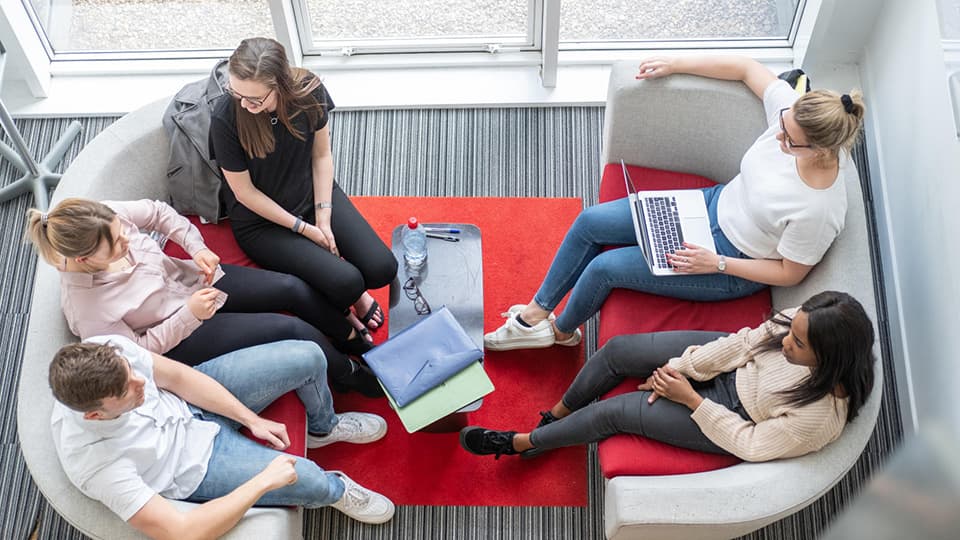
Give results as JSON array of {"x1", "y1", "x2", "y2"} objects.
[{"x1": 643, "y1": 196, "x2": 684, "y2": 268}]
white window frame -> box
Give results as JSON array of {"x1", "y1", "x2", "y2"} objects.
[{"x1": 1, "y1": 0, "x2": 815, "y2": 108}]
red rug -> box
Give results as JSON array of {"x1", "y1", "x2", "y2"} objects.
[
  {"x1": 170, "y1": 198, "x2": 588, "y2": 507},
  {"x1": 312, "y1": 197, "x2": 588, "y2": 507}
]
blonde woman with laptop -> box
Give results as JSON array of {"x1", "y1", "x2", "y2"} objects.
[{"x1": 485, "y1": 55, "x2": 865, "y2": 352}]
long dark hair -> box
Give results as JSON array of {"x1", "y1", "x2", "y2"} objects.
[
  {"x1": 758, "y1": 291, "x2": 875, "y2": 423},
  {"x1": 228, "y1": 37, "x2": 327, "y2": 159}
]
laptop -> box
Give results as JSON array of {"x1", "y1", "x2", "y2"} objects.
[{"x1": 621, "y1": 160, "x2": 716, "y2": 276}]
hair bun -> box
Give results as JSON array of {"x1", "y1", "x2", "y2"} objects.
[{"x1": 841, "y1": 94, "x2": 855, "y2": 114}]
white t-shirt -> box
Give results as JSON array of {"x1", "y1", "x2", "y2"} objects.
[
  {"x1": 51, "y1": 335, "x2": 220, "y2": 521},
  {"x1": 717, "y1": 79, "x2": 847, "y2": 266}
]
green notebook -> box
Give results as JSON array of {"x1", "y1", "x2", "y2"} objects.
[{"x1": 382, "y1": 361, "x2": 494, "y2": 433}]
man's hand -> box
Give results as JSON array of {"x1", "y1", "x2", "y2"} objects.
[
  {"x1": 256, "y1": 455, "x2": 299, "y2": 491},
  {"x1": 192, "y1": 248, "x2": 221, "y2": 285},
  {"x1": 186, "y1": 287, "x2": 221, "y2": 320},
  {"x1": 247, "y1": 416, "x2": 291, "y2": 450}
]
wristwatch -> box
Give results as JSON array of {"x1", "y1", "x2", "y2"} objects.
[
  {"x1": 717, "y1": 255, "x2": 727, "y2": 273},
  {"x1": 315, "y1": 201, "x2": 333, "y2": 210}
]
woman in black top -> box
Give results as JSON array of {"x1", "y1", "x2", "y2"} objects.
[{"x1": 209, "y1": 38, "x2": 397, "y2": 365}]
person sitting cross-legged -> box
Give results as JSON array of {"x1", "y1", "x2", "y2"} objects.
[{"x1": 49, "y1": 337, "x2": 394, "y2": 540}]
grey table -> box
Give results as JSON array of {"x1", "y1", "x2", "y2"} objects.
[{"x1": 388, "y1": 223, "x2": 484, "y2": 424}]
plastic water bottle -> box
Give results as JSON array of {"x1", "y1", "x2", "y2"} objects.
[{"x1": 403, "y1": 216, "x2": 427, "y2": 271}]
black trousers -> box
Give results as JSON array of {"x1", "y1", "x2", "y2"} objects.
[
  {"x1": 165, "y1": 264, "x2": 352, "y2": 382},
  {"x1": 530, "y1": 331, "x2": 751, "y2": 455},
  {"x1": 231, "y1": 182, "x2": 398, "y2": 326}
]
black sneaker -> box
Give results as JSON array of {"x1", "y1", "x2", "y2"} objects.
[
  {"x1": 536, "y1": 410, "x2": 559, "y2": 429},
  {"x1": 459, "y1": 426, "x2": 519, "y2": 460}
]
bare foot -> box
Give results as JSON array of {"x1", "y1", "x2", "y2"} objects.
[{"x1": 353, "y1": 292, "x2": 383, "y2": 330}]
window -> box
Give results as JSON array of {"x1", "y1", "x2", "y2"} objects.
[
  {"x1": 297, "y1": 0, "x2": 535, "y2": 54},
  {"x1": 559, "y1": 0, "x2": 802, "y2": 46},
  {"x1": 25, "y1": 0, "x2": 275, "y2": 54}
]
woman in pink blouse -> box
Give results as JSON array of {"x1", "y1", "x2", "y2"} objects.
[{"x1": 26, "y1": 197, "x2": 381, "y2": 396}]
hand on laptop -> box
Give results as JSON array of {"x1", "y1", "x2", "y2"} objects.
[{"x1": 667, "y1": 243, "x2": 719, "y2": 274}]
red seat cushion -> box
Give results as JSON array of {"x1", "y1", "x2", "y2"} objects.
[
  {"x1": 595, "y1": 163, "x2": 771, "y2": 478},
  {"x1": 163, "y1": 217, "x2": 306, "y2": 458}
]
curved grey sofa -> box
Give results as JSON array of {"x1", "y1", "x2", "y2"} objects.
[
  {"x1": 16, "y1": 97, "x2": 303, "y2": 540},
  {"x1": 600, "y1": 63, "x2": 883, "y2": 539}
]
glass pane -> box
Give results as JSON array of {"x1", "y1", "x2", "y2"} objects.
[
  {"x1": 26, "y1": 0, "x2": 275, "y2": 53},
  {"x1": 560, "y1": 0, "x2": 800, "y2": 42},
  {"x1": 305, "y1": 0, "x2": 527, "y2": 43},
  {"x1": 938, "y1": 0, "x2": 960, "y2": 40}
]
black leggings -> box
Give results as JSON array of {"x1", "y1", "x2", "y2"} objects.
[
  {"x1": 165, "y1": 264, "x2": 352, "y2": 382},
  {"x1": 530, "y1": 331, "x2": 751, "y2": 455},
  {"x1": 231, "y1": 182, "x2": 398, "y2": 314}
]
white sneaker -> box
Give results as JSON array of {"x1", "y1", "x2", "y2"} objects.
[
  {"x1": 498, "y1": 305, "x2": 581, "y2": 347},
  {"x1": 307, "y1": 412, "x2": 387, "y2": 448},
  {"x1": 329, "y1": 471, "x2": 395, "y2": 524},
  {"x1": 483, "y1": 311, "x2": 555, "y2": 351}
]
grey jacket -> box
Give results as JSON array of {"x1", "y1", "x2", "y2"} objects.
[{"x1": 162, "y1": 59, "x2": 229, "y2": 223}]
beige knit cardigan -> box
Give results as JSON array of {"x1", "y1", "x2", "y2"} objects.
[{"x1": 667, "y1": 308, "x2": 848, "y2": 462}]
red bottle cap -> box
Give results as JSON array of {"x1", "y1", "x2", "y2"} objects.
[{"x1": 407, "y1": 217, "x2": 419, "y2": 229}]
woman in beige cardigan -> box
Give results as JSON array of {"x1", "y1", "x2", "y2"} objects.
[{"x1": 460, "y1": 291, "x2": 875, "y2": 462}]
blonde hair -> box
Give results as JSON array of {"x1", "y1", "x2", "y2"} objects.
[
  {"x1": 793, "y1": 89, "x2": 866, "y2": 155},
  {"x1": 25, "y1": 198, "x2": 116, "y2": 267},
  {"x1": 228, "y1": 37, "x2": 327, "y2": 159}
]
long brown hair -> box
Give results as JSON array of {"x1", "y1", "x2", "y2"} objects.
[
  {"x1": 25, "y1": 198, "x2": 117, "y2": 268},
  {"x1": 228, "y1": 37, "x2": 328, "y2": 159}
]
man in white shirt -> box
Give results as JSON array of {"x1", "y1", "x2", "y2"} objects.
[{"x1": 49, "y1": 336, "x2": 394, "y2": 540}]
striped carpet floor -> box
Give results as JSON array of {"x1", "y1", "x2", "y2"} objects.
[{"x1": 0, "y1": 108, "x2": 901, "y2": 539}]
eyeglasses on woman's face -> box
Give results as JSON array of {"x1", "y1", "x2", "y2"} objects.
[
  {"x1": 227, "y1": 86, "x2": 273, "y2": 107},
  {"x1": 402, "y1": 277, "x2": 432, "y2": 315},
  {"x1": 778, "y1": 107, "x2": 812, "y2": 150}
]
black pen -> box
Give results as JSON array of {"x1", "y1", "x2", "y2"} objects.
[{"x1": 426, "y1": 233, "x2": 460, "y2": 242}]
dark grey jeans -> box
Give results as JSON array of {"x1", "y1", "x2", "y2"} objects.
[{"x1": 529, "y1": 331, "x2": 752, "y2": 455}]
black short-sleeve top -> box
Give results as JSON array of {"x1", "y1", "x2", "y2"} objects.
[{"x1": 209, "y1": 77, "x2": 335, "y2": 226}]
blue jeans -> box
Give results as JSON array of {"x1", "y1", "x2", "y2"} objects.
[
  {"x1": 535, "y1": 185, "x2": 767, "y2": 333},
  {"x1": 185, "y1": 340, "x2": 345, "y2": 506}
]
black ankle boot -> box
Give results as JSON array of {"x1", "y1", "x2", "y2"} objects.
[{"x1": 331, "y1": 362, "x2": 384, "y2": 398}]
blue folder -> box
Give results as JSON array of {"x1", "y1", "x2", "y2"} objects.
[{"x1": 363, "y1": 306, "x2": 483, "y2": 407}]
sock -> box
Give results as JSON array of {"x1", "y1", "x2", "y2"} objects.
[{"x1": 514, "y1": 314, "x2": 533, "y2": 328}]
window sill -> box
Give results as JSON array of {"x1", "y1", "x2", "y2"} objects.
[{"x1": 3, "y1": 49, "x2": 793, "y2": 117}]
